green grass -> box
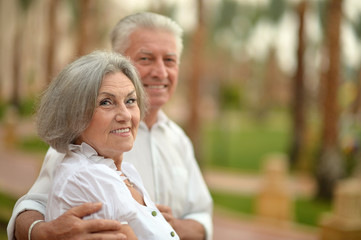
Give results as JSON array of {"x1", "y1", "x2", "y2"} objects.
[
  {"x1": 295, "y1": 197, "x2": 332, "y2": 226},
  {"x1": 211, "y1": 190, "x2": 254, "y2": 215},
  {"x1": 0, "y1": 192, "x2": 17, "y2": 239},
  {"x1": 211, "y1": 190, "x2": 331, "y2": 227},
  {"x1": 203, "y1": 112, "x2": 291, "y2": 172},
  {"x1": 19, "y1": 135, "x2": 49, "y2": 154}
]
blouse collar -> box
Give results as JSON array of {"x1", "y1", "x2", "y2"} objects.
[{"x1": 69, "y1": 142, "x2": 118, "y2": 171}]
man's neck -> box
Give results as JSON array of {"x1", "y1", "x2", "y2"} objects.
[{"x1": 143, "y1": 108, "x2": 160, "y2": 129}]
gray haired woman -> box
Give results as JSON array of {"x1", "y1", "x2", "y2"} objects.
[{"x1": 40, "y1": 50, "x2": 179, "y2": 240}]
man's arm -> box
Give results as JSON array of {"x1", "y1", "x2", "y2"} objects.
[
  {"x1": 157, "y1": 204, "x2": 205, "y2": 240},
  {"x1": 14, "y1": 203, "x2": 135, "y2": 240}
]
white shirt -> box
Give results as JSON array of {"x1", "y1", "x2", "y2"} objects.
[
  {"x1": 7, "y1": 111, "x2": 213, "y2": 240},
  {"x1": 45, "y1": 143, "x2": 178, "y2": 240}
]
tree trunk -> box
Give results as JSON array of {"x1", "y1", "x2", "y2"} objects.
[
  {"x1": 289, "y1": 0, "x2": 307, "y2": 168},
  {"x1": 11, "y1": 15, "x2": 22, "y2": 108},
  {"x1": 316, "y1": 0, "x2": 344, "y2": 199},
  {"x1": 76, "y1": 0, "x2": 93, "y2": 56},
  {"x1": 187, "y1": 0, "x2": 205, "y2": 167},
  {"x1": 351, "y1": 67, "x2": 361, "y2": 115},
  {"x1": 45, "y1": 0, "x2": 59, "y2": 83}
]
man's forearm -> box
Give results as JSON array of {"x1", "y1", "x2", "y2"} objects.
[
  {"x1": 173, "y1": 219, "x2": 205, "y2": 240},
  {"x1": 15, "y1": 210, "x2": 45, "y2": 240}
]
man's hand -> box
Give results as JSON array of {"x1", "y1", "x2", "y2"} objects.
[
  {"x1": 156, "y1": 204, "x2": 205, "y2": 240},
  {"x1": 15, "y1": 202, "x2": 137, "y2": 240}
]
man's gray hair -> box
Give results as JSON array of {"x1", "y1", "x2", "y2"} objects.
[
  {"x1": 37, "y1": 50, "x2": 147, "y2": 153},
  {"x1": 111, "y1": 12, "x2": 183, "y2": 59}
]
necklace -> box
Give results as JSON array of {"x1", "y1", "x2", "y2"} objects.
[
  {"x1": 124, "y1": 179, "x2": 134, "y2": 188},
  {"x1": 120, "y1": 173, "x2": 134, "y2": 188}
]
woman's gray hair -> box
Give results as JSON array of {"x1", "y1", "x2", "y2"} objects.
[
  {"x1": 37, "y1": 50, "x2": 147, "y2": 153},
  {"x1": 111, "y1": 12, "x2": 183, "y2": 60}
]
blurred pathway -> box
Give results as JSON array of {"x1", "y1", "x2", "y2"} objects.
[
  {"x1": 204, "y1": 168, "x2": 316, "y2": 198},
  {"x1": 213, "y1": 209, "x2": 318, "y2": 240}
]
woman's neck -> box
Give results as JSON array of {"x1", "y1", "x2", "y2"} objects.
[{"x1": 112, "y1": 154, "x2": 123, "y2": 171}]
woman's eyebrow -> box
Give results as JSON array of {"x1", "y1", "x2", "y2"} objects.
[
  {"x1": 127, "y1": 90, "x2": 136, "y2": 97},
  {"x1": 98, "y1": 90, "x2": 136, "y2": 98},
  {"x1": 99, "y1": 92, "x2": 116, "y2": 98}
]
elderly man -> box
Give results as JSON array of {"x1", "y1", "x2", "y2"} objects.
[{"x1": 8, "y1": 12, "x2": 213, "y2": 240}]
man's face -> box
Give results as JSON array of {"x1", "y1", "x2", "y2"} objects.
[{"x1": 124, "y1": 28, "x2": 179, "y2": 111}]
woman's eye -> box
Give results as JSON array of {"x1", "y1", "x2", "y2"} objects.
[
  {"x1": 100, "y1": 99, "x2": 112, "y2": 106},
  {"x1": 126, "y1": 98, "x2": 137, "y2": 105}
]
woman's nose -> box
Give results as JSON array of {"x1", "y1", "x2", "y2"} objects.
[{"x1": 115, "y1": 106, "x2": 131, "y2": 122}]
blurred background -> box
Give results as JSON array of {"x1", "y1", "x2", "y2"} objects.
[{"x1": 1, "y1": 0, "x2": 361, "y2": 239}]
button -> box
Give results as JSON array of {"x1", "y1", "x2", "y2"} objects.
[
  {"x1": 151, "y1": 211, "x2": 157, "y2": 216},
  {"x1": 170, "y1": 231, "x2": 175, "y2": 237}
]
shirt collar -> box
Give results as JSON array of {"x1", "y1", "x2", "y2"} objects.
[
  {"x1": 139, "y1": 110, "x2": 170, "y2": 130},
  {"x1": 69, "y1": 142, "x2": 117, "y2": 171}
]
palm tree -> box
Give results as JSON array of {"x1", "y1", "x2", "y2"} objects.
[
  {"x1": 187, "y1": 0, "x2": 206, "y2": 166},
  {"x1": 349, "y1": 13, "x2": 361, "y2": 176},
  {"x1": 75, "y1": 0, "x2": 93, "y2": 56},
  {"x1": 350, "y1": 14, "x2": 361, "y2": 117},
  {"x1": 316, "y1": 0, "x2": 344, "y2": 199},
  {"x1": 289, "y1": 0, "x2": 307, "y2": 168},
  {"x1": 45, "y1": 0, "x2": 59, "y2": 83},
  {"x1": 11, "y1": 0, "x2": 33, "y2": 108}
]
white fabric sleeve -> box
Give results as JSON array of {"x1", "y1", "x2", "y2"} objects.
[
  {"x1": 7, "y1": 148, "x2": 64, "y2": 239},
  {"x1": 45, "y1": 164, "x2": 134, "y2": 222}
]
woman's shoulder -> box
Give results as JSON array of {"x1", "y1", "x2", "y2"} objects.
[
  {"x1": 55, "y1": 152, "x2": 118, "y2": 184},
  {"x1": 121, "y1": 162, "x2": 144, "y2": 184},
  {"x1": 122, "y1": 162, "x2": 140, "y2": 176}
]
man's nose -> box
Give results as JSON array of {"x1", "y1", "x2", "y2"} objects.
[{"x1": 151, "y1": 59, "x2": 168, "y2": 79}]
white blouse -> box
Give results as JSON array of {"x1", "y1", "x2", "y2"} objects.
[{"x1": 45, "y1": 143, "x2": 179, "y2": 240}]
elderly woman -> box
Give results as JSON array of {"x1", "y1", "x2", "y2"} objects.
[{"x1": 37, "y1": 51, "x2": 179, "y2": 240}]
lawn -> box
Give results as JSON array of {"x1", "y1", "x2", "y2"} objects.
[
  {"x1": 203, "y1": 111, "x2": 332, "y2": 227},
  {"x1": 202, "y1": 111, "x2": 291, "y2": 172},
  {"x1": 0, "y1": 192, "x2": 17, "y2": 240}
]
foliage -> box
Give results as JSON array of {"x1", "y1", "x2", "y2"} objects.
[
  {"x1": 19, "y1": 135, "x2": 49, "y2": 154},
  {"x1": 213, "y1": 0, "x2": 240, "y2": 30},
  {"x1": 211, "y1": 190, "x2": 254, "y2": 215},
  {"x1": 219, "y1": 82, "x2": 242, "y2": 110},
  {"x1": 266, "y1": 0, "x2": 286, "y2": 24},
  {"x1": 18, "y1": 0, "x2": 33, "y2": 12},
  {"x1": 0, "y1": 192, "x2": 17, "y2": 239},
  {"x1": 0, "y1": 98, "x2": 37, "y2": 121},
  {"x1": 316, "y1": 0, "x2": 329, "y2": 35},
  {"x1": 18, "y1": 98, "x2": 37, "y2": 117},
  {"x1": 295, "y1": 197, "x2": 331, "y2": 226},
  {"x1": 0, "y1": 102, "x2": 6, "y2": 121},
  {"x1": 351, "y1": 13, "x2": 361, "y2": 40}
]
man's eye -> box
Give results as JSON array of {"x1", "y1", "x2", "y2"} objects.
[
  {"x1": 165, "y1": 58, "x2": 177, "y2": 66},
  {"x1": 139, "y1": 57, "x2": 151, "y2": 62}
]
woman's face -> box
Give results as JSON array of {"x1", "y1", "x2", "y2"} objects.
[{"x1": 78, "y1": 72, "x2": 140, "y2": 160}]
